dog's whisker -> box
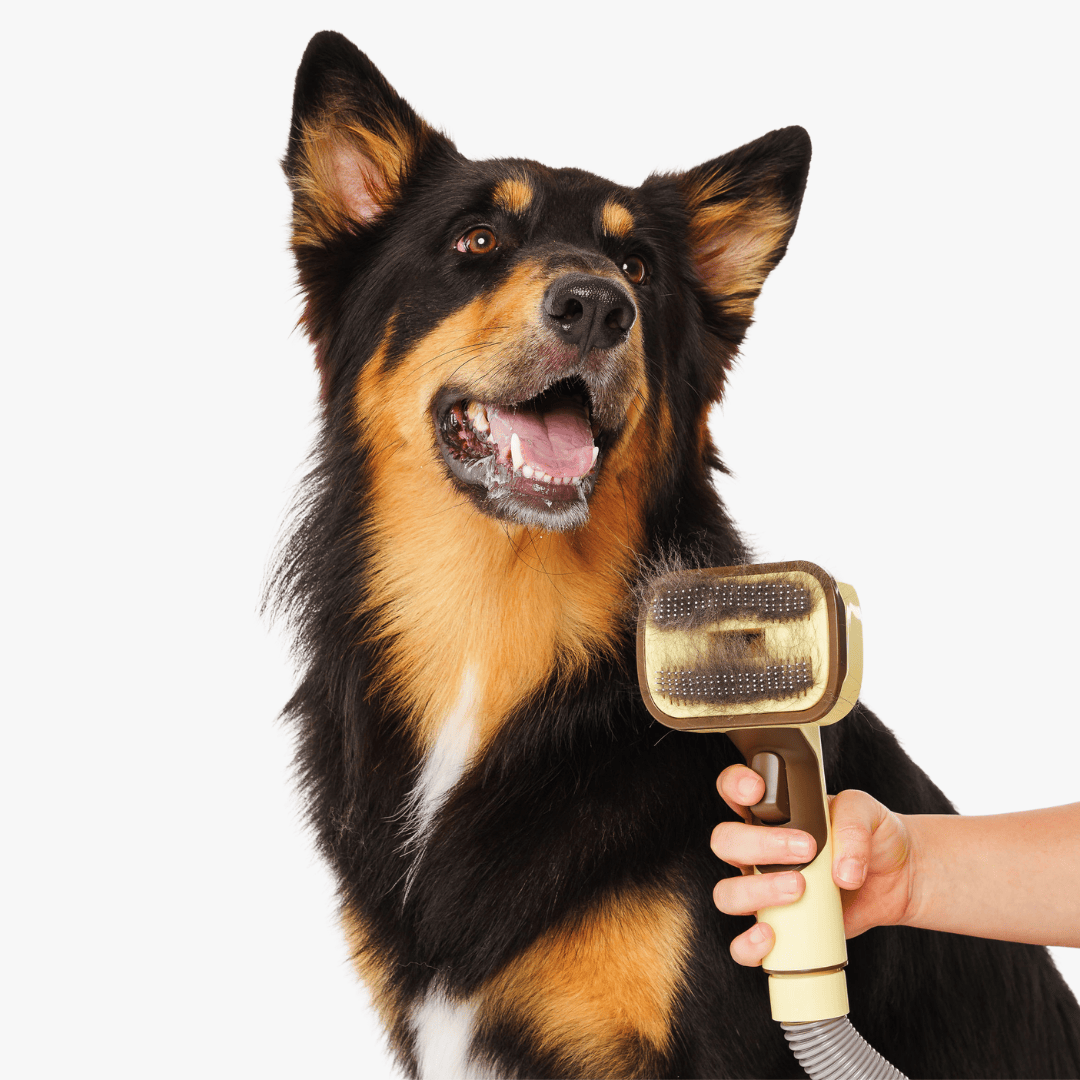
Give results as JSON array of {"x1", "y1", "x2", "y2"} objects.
[{"x1": 416, "y1": 341, "x2": 503, "y2": 372}]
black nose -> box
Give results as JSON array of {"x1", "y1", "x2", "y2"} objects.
[{"x1": 542, "y1": 273, "x2": 637, "y2": 353}]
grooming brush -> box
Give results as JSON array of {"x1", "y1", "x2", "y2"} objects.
[{"x1": 637, "y1": 561, "x2": 863, "y2": 1024}]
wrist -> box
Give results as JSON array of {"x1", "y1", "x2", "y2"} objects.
[{"x1": 893, "y1": 813, "x2": 922, "y2": 928}]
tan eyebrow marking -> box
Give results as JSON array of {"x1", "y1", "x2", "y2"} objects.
[
  {"x1": 492, "y1": 177, "x2": 535, "y2": 215},
  {"x1": 600, "y1": 200, "x2": 635, "y2": 239}
]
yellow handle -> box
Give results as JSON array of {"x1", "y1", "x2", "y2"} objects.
[{"x1": 752, "y1": 724, "x2": 849, "y2": 1022}]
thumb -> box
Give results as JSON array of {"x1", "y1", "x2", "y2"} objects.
[{"x1": 829, "y1": 789, "x2": 888, "y2": 890}]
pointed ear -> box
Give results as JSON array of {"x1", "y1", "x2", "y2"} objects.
[
  {"x1": 284, "y1": 32, "x2": 454, "y2": 246},
  {"x1": 678, "y1": 127, "x2": 811, "y2": 322}
]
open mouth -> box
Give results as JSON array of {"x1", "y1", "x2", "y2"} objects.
[{"x1": 434, "y1": 377, "x2": 603, "y2": 531}]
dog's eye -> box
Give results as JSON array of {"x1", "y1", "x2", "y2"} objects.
[
  {"x1": 621, "y1": 255, "x2": 648, "y2": 285},
  {"x1": 456, "y1": 227, "x2": 498, "y2": 255}
]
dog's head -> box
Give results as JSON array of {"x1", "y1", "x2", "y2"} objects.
[{"x1": 285, "y1": 32, "x2": 809, "y2": 539}]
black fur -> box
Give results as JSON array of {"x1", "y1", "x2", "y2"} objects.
[{"x1": 271, "y1": 31, "x2": 1080, "y2": 1079}]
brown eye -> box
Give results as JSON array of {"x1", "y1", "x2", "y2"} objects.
[
  {"x1": 621, "y1": 255, "x2": 648, "y2": 285},
  {"x1": 456, "y1": 227, "x2": 498, "y2": 254}
]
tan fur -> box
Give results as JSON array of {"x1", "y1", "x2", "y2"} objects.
[
  {"x1": 600, "y1": 200, "x2": 635, "y2": 239},
  {"x1": 476, "y1": 884, "x2": 692, "y2": 1078},
  {"x1": 350, "y1": 262, "x2": 657, "y2": 755},
  {"x1": 345, "y1": 886, "x2": 689, "y2": 1078},
  {"x1": 492, "y1": 176, "x2": 535, "y2": 216},
  {"x1": 681, "y1": 174, "x2": 792, "y2": 319},
  {"x1": 341, "y1": 907, "x2": 401, "y2": 1033},
  {"x1": 291, "y1": 108, "x2": 419, "y2": 246}
]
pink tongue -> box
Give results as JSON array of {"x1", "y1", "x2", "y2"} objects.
[{"x1": 488, "y1": 397, "x2": 595, "y2": 477}]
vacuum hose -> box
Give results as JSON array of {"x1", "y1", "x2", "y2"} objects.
[{"x1": 781, "y1": 1017, "x2": 908, "y2": 1079}]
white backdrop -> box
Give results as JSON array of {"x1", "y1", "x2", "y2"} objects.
[{"x1": 4, "y1": 4, "x2": 1077, "y2": 1077}]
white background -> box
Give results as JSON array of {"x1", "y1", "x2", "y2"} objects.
[{"x1": 4, "y1": 3, "x2": 1077, "y2": 1077}]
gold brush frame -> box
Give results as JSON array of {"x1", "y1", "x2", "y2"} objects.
[{"x1": 636, "y1": 560, "x2": 864, "y2": 1023}]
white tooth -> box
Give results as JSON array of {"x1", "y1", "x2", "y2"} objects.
[
  {"x1": 468, "y1": 401, "x2": 490, "y2": 434},
  {"x1": 510, "y1": 432, "x2": 524, "y2": 471},
  {"x1": 572, "y1": 476, "x2": 582, "y2": 486},
  {"x1": 522, "y1": 464, "x2": 534, "y2": 479},
  {"x1": 542, "y1": 472, "x2": 553, "y2": 483},
  {"x1": 591, "y1": 445, "x2": 599, "y2": 465}
]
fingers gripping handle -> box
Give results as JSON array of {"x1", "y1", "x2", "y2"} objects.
[
  {"x1": 728, "y1": 727, "x2": 829, "y2": 872},
  {"x1": 729, "y1": 724, "x2": 849, "y2": 1022}
]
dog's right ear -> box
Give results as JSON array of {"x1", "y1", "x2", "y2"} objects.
[{"x1": 285, "y1": 32, "x2": 454, "y2": 246}]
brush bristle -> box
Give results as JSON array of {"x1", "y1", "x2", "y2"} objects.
[
  {"x1": 655, "y1": 661, "x2": 813, "y2": 705},
  {"x1": 647, "y1": 574, "x2": 813, "y2": 631}
]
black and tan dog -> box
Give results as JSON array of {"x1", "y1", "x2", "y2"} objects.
[{"x1": 271, "y1": 30, "x2": 1080, "y2": 1079}]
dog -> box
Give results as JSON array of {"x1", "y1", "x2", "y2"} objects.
[{"x1": 270, "y1": 30, "x2": 1080, "y2": 1079}]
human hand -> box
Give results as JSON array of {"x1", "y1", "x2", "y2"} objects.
[{"x1": 710, "y1": 765, "x2": 915, "y2": 965}]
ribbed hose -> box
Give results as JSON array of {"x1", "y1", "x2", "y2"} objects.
[{"x1": 781, "y1": 1017, "x2": 908, "y2": 1079}]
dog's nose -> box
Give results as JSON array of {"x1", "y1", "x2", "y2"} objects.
[{"x1": 542, "y1": 273, "x2": 636, "y2": 353}]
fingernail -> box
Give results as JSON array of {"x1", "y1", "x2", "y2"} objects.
[
  {"x1": 778, "y1": 873, "x2": 801, "y2": 897},
  {"x1": 737, "y1": 778, "x2": 758, "y2": 802},
  {"x1": 837, "y1": 857, "x2": 864, "y2": 886},
  {"x1": 749, "y1": 923, "x2": 770, "y2": 945},
  {"x1": 787, "y1": 834, "x2": 812, "y2": 858}
]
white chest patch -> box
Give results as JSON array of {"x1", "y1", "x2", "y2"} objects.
[
  {"x1": 411, "y1": 668, "x2": 481, "y2": 838},
  {"x1": 412, "y1": 990, "x2": 493, "y2": 1080},
  {"x1": 400, "y1": 669, "x2": 482, "y2": 896},
  {"x1": 404, "y1": 680, "x2": 494, "y2": 1078}
]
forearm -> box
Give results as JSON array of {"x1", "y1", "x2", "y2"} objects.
[{"x1": 901, "y1": 803, "x2": 1080, "y2": 947}]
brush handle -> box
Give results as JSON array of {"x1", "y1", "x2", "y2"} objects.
[{"x1": 728, "y1": 723, "x2": 849, "y2": 1022}]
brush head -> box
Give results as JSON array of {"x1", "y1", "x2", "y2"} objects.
[{"x1": 636, "y1": 561, "x2": 862, "y2": 732}]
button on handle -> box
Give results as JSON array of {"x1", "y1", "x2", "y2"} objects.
[
  {"x1": 728, "y1": 727, "x2": 829, "y2": 874},
  {"x1": 749, "y1": 751, "x2": 791, "y2": 824}
]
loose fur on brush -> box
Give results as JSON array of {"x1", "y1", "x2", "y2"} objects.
[{"x1": 269, "y1": 31, "x2": 1080, "y2": 1079}]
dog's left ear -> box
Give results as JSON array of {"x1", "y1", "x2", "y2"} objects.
[{"x1": 676, "y1": 126, "x2": 811, "y2": 325}]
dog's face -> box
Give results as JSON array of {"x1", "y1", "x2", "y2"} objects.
[{"x1": 286, "y1": 32, "x2": 809, "y2": 539}]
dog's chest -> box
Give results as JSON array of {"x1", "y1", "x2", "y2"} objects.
[
  {"x1": 408, "y1": 668, "x2": 481, "y2": 840},
  {"x1": 404, "y1": 672, "x2": 491, "y2": 1076},
  {"x1": 412, "y1": 990, "x2": 494, "y2": 1080}
]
